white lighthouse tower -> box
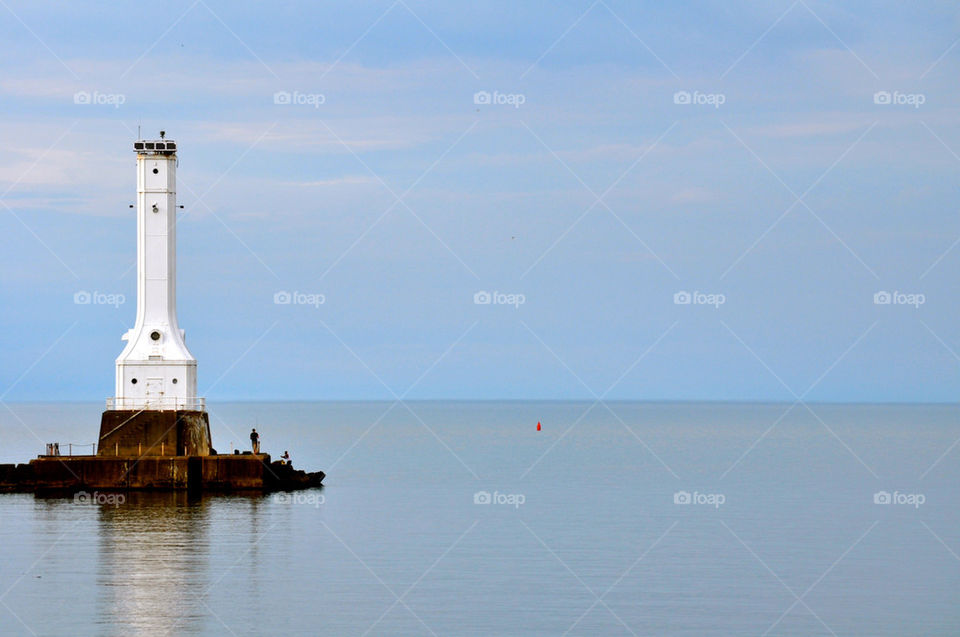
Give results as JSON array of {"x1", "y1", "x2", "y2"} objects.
[{"x1": 109, "y1": 134, "x2": 202, "y2": 412}]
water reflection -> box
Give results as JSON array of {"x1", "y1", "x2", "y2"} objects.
[{"x1": 94, "y1": 492, "x2": 263, "y2": 636}]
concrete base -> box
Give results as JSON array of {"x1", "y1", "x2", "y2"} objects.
[{"x1": 98, "y1": 410, "x2": 212, "y2": 457}]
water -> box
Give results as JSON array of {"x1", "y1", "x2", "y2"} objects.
[{"x1": 1, "y1": 401, "x2": 958, "y2": 635}]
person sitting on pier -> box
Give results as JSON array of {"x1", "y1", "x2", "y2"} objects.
[
  {"x1": 250, "y1": 428, "x2": 260, "y2": 454},
  {"x1": 280, "y1": 450, "x2": 290, "y2": 465}
]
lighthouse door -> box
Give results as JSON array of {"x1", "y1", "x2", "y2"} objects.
[{"x1": 145, "y1": 377, "x2": 164, "y2": 408}]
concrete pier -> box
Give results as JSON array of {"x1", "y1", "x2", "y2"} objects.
[
  {"x1": 0, "y1": 454, "x2": 324, "y2": 493},
  {"x1": 0, "y1": 409, "x2": 325, "y2": 493}
]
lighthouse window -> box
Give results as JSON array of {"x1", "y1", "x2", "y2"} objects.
[
  {"x1": 131, "y1": 378, "x2": 138, "y2": 384},
  {"x1": 172, "y1": 378, "x2": 178, "y2": 384},
  {"x1": 150, "y1": 330, "x2": 161, "y2": 341},
  {"x1": 152, "y1": 168, "x2": 159, "y2": 174}
]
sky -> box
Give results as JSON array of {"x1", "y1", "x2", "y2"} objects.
[{"x1": 1, "y1": 1, "x2": 959, "y2": 402}]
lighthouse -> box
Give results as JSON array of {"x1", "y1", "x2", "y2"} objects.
[
  {"x1": 110, "y1": 134, "x2": 201, "y2": 411},
  {"x1": 5, "y1": 133, "x2": 326, "y2": 489},
  {"x1": 98, "y1": 133, "x2": 211, "y2": 458}
]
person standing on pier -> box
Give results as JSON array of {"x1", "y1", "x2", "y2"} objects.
[{"x1": 250, "y1": 428, "x2": 260, "y2": 454}]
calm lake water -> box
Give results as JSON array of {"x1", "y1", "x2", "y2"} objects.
[{"x1": 1, "y1": 401, "x2": 958, "y2": 636}]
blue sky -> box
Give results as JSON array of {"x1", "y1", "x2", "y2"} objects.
[{"x1": 1, "y1": 1, "x2": 959, "y2": 402}]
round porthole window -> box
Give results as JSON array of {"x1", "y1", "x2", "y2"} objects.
[
  {"x1": 150, "y1": 330, "x2": 161, "y2": 341},
  {"x1": 131, "y1": 378, "x2": 138, "y2": 384},
  {"x1": 172, "y1": 378, "x2": 178, "y2": 384},
  {"x1": 152, "y1": 168, "x2": 159, "y2": 174}
]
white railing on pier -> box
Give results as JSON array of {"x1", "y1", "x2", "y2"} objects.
[{"x1": 106, "y1": 397, "x2": 206, "y2": 411}]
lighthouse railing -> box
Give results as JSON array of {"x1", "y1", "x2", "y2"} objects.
[{"x1": 106, "y1": 397, "x2": 206, "y2": 411}]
